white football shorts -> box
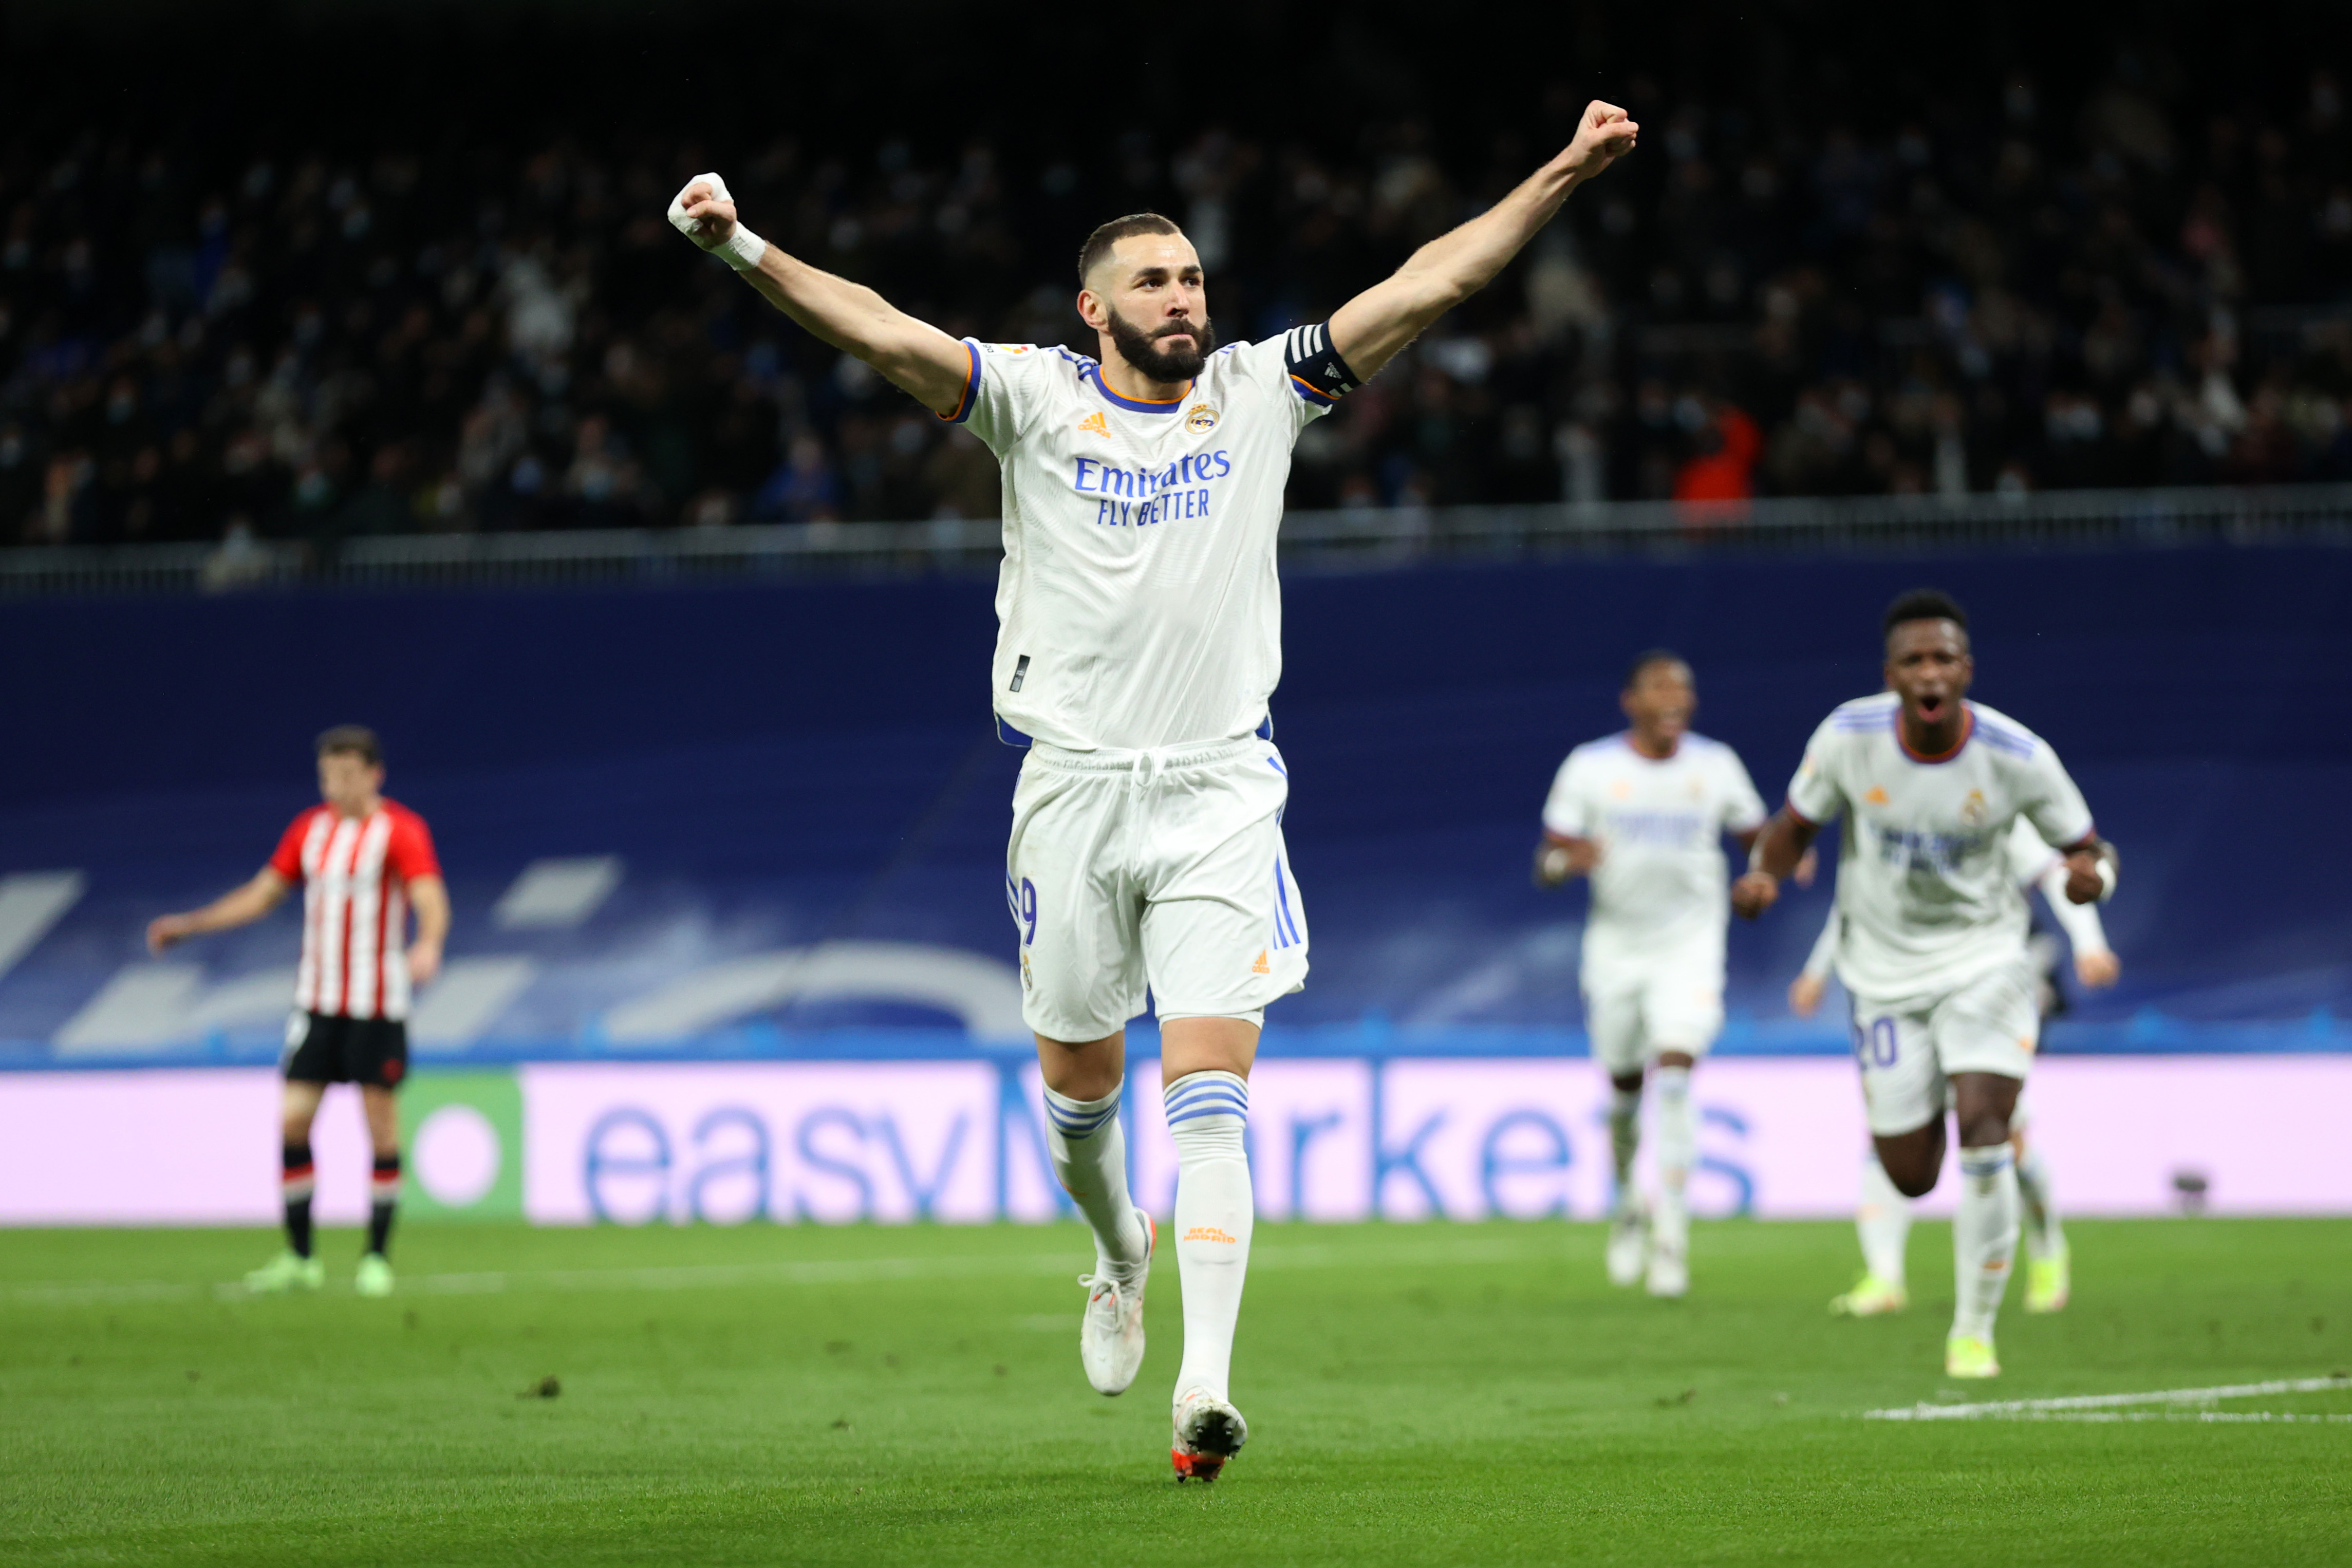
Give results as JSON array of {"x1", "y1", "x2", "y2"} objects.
[
  {"x1": 1848, "y1": 957, "x2": 2039, "y2": 1136},
  {"x1": 1006, "y1": 735, "x2": 1307, "y2": 1042},
  {"x1": 1581, "y1": 933, "x2": 1726, "y2": 1076}
]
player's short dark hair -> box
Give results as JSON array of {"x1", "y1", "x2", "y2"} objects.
[
  {"x1": 315, "y1": 725, "x2": 383, "y2": 767},
  {"x1": 1077, "y1": 213, "x2": 1184, "y2": 287},
  {"x1": 1883, "y1": 588, "x2": 1969, "y2": 641},
  {"x1": 1623, "y1": 649, "x2": 1689, "y2": 690}
]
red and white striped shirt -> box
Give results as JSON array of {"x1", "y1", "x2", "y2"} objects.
[{"x1": 269, "y1": 801, "x2": 441, "y2": 1020}]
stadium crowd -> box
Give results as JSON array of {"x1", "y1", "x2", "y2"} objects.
[{"x1": 5, "y1": 66, "x2": 2352, "y2": 546}]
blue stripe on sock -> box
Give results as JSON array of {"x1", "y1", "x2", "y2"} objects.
[
  {"x1": 1163, "y1": 1080, "x2": 1248, "y2": 1107},
  {"x1": 1162, "y1": 1091, "x2": 1248, "y2": 1121},
  {"x1": 1046, "y1": 1105, "x2": 1118, "y2": 1135},
  {"x1": 1165, "y1": 1102, "x2": 1249, "y2": 1126}
]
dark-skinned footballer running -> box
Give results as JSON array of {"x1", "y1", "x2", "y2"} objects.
[{"x1": 1730, "y1": 589, "x2": 2118, "y2": 1380}]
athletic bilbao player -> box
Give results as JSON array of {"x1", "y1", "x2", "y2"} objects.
[{"x1": 148, "y1": 726, "x2": 447, "y2": 1297}]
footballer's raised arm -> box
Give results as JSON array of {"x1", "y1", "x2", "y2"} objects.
[
  {"x1": 1327, "y1": 101, "x2": 1638, "y2": 382},
  {"x1": 668, "y1": 174, "x2": 973, "y2": 418}
]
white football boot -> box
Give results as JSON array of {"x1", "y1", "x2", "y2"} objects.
[
  {"x1": 1171, "y1": 1388, "x2": 1249, "y2": 1482},
  {"x1": 1078, "y1": 1209, "x2": 1155, "y2": 1396},
  {"x1": 1645, "y1": 1236, "x2": 1689, "y2": 1298},
  {"x1": 1606, "y1": 1203, "x2": 1649, "y2": 1287}
]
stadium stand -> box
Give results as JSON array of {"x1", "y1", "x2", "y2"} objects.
[{"x1": 4, "y1": 7, "x2": 2352, "y2": 552}]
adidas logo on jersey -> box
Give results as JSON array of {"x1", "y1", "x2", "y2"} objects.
[
  {"x1": 1078, "y1": 412, "x2": 1109, "y2": 437},
  {"x1": 1864, "y1": 786, "x2": 1890, "y2": 805},
  {"x1": 1252, "y1": 949, "x2": 1270, "y2": 975}
]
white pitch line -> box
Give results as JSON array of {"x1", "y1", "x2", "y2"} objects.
[
  {"x1": 1989, "y1": 1411, "x2": 2352, "y2": 1424},
  {"x1": 1868, "y1": 1376, "x2": 2352, "y2": 1421}
]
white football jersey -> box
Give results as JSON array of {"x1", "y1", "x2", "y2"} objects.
[
  {"x1": 1801, "y1": 813, "x2": 2111, "y2": 982},
  {"x1": 1541, "y1": 732, "x2": 1767, "y2": 955},
  {"x1": 1787, "y1": 693, "x2": 2096, "y2": 1001},
  {"x1": 951, "y1": 332, "x2": 1337, "y2": 751}
]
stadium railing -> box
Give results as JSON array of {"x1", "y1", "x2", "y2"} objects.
[{"x1": 7, "y1": 482, "x2": 2351, "y2": 595}]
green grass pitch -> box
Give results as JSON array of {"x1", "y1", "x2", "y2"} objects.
[{"x1": 4, "y1": 1218, "x2": 2348, "y2": 1565}]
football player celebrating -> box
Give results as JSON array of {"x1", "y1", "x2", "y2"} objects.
[
  {"x1": 1536, "y1": 652, "x2": 1770, "y2": 1298},
  {"x1": 669, "y1": 104, "x2": 1639, "y2": 1476},
  {"x1": 1793, "y1": 814, "x2": 2120, "y2": 1318},
  {"x1": 1733, "y1": 589, "x2": 2118, "y2": 1378}
]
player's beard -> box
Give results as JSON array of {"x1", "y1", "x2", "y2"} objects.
[{"x1": 1107, "y1": 307, "x2": 1215, "y2": 384}]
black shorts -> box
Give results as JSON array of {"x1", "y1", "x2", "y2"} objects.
[{"x1": 283, "y1": 1010, "x2": 408, "y2": 1088}]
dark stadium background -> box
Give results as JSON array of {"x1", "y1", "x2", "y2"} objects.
[
  {"x1": 3, "y1": 0, "x2": 2350, "y2": 1057},
  {"x1": 7, "y1": 2, "x2": 2352, "y2": 539}
]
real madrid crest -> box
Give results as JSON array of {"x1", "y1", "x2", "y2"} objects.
[{"x1": 1185, "y1": 403, "x2": 1219, "y2": 433}]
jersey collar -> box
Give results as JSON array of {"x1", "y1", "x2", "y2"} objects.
[
  {"x1": 1896, "y1": 704, "x2": 1974, "y2": 764},
  {"x1": 1084, "y1": 363, "x2": 1191, "y2": 414}
]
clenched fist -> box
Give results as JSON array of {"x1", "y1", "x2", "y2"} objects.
[
  {"x1": 1561, "y1": 101, "x2": 1640, "y2": 182},
  {"x1": 1730, "y1": 870, "x2": 1780, "y2": 920},
  {"x1": 667, "y1": 174, "x2": 766, "y2": 270}
]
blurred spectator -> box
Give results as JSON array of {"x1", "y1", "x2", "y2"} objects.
[
  {"x1": 1672, "y1": 402, "x2": 1761, "y2": 502},
  {"x1": 7, "y1": 44, "x2": 2352, "y2": 550}
]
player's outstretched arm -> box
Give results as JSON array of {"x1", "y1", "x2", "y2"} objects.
[
  {"x1": 1731, "y1": 809, "x2": 1817, "y2": 920},
  {"x1": 146, "y1": 868, "x2": 292, "y2": 954},
  {"x1": 668, "y1": 175, "x2": 972, "y2": 418},
  {"x1": 1329, "y1": 101, "x2": 1638, "y2": 382}
]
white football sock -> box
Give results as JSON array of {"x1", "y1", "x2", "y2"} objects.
[
  {"x1": 1952, "y1": 1145, "x2": 2019, "y2": 1340},
  {"x1": 1856, "y1": 1152, "x2": 1913, "y2": 1285},
  {"x1": 1042, "y1": 1082, "x2": 1147, "y2": 1274},
  {"x1": 1648, "y1": 1066, "x2": 1693, "y2": 1261},
  {"x1": 1607, "y1": 1084, "x2": 1642, "y2": 1215},
  {"x1": 1165, "y1": 1070, "x2": 1253, "y2": 1405},
  {"x1": 2014, "y1": 1141, "x2": 2064, "y2": 1260}
]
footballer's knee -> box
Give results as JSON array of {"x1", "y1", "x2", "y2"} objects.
[
  {"x1": 1951, "y1": 1073, "x2": 2020, "y2": 1150},
  {"x1": 1876, "y1": 1126, "x2": 1944, "y2": 1198},
  {"x1": 361, "y1": 1087, "x2": 401, "y2": 1156},
  {"x1": 279, "y1": 1082, "x2": 324, "y2": 1145},
  {"x1": 1884, "y1": 1162, "x2": 1941, "y2": 1200},
  {"x1": 1654, "y1": 1049, "x2": 1696, "y2": 1071},
  {"x1": 1034, "y1": 1031, "x2": 1126, "y2": 1101},
  {"x1": 1609, "y1": 1071, "x2": 1644, "y2": 1095}
]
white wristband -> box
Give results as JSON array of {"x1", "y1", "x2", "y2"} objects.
[
  {"x1": 714, "y1": 226, "x2": 768, "y2": 271},
  {"x1": 2096, "y1": 855, "x2": 2117, "y2": 902}
]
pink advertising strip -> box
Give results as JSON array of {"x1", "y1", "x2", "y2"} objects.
[{"x1": 2, "y1": 1057, "x2": 2346, "y2": 1225}]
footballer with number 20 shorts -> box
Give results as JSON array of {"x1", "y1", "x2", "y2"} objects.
[{"x1": 1733, "y1": 590, "x2": 2120, "y2": 1382}]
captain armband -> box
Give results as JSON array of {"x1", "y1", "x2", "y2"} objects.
[{"x1": 1283, "y1": 322, "x2": 1359, "y2": 407}]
